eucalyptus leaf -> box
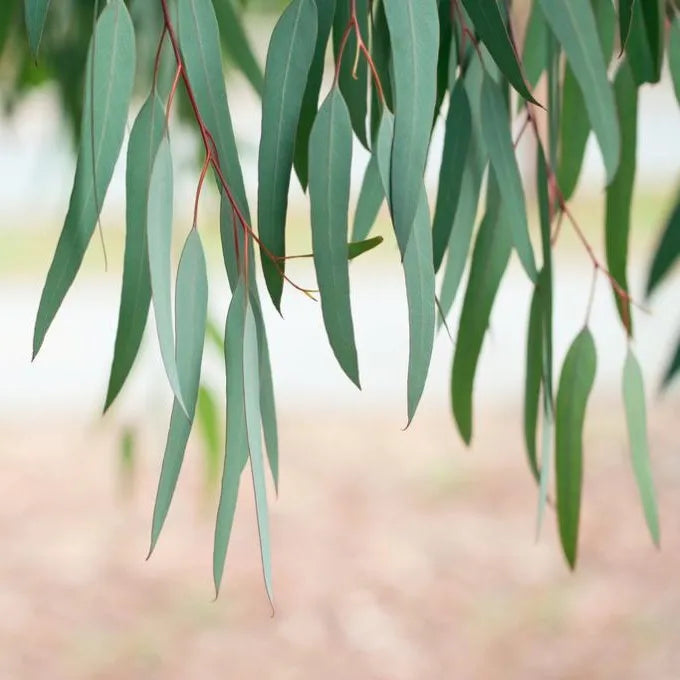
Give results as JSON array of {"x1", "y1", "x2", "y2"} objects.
[
  {"x1": 352, "y1": 156, "x2": 384, "y2": 242},
  {"x1": 24, "y1": 0, "x2": 51, "y2": 57}
]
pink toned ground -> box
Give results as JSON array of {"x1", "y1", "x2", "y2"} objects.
[{"x1": 1, "y1": 399, "x2": 679, "y2": 679}]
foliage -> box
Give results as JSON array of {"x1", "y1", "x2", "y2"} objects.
[{"x1": 8, "y1": 0, "x2": 680, "y2": 600}]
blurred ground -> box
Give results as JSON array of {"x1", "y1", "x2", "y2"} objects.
[{"x1": 1, "y1": 398, "x2": 679, "y2": 679}]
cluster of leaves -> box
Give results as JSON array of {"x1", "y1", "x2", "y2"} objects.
[{"x1": 22, "y1": 0, "x2": 680, "y2": 601}]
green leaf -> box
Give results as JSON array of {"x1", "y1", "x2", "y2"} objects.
[
  {"x1": 433, "y1": 0, "x2": 454, "y2": 126},
  {"x1": 333, "y1": 0, "x2": 369, "y2": 148},
  {"x1": 212, "y1": 0, "x2": 264, "y2": 95},
  {"x1": 524, "y1": 276, "x2": 544, "y2": 481},
  {"x1": 105, "y1": 94, "x2": 166, "y2": 412},
  {"x1": 432, "y1": 79, "x2": 471, "y2": 273},
  {"x1": 383, "y1": 0, "x2": 439, "y2": 255},
  {"x1": 258, "y1": 0, "x2": 318, "y2": 311},
  {"x1": 536, "y1": 408, "x2": 554, "y2": 538},
  {"x1": 374, "y1": 109, "x2": 395, "y2": 212},
  {"x1": 451, "y1": 176, "x2": 512, "y2": 444},
  {"x1": 622, "y1": 348, "x2": 660, "y2": 547},
  {"x1": 538, "y1": 0, "x2": 620, "y2": 183},
  {"x1": 480, "y1": 76, "x2": 537, "y2": 281},
  {"x1": 606, "y1": 60, "x2": 637, "y2": 334},
  {"x1": 461, "y1": 0, "x2": 538, "y2": 104},
  {"x1": 557, "y1": 0, "x2": 616, "y2": 200},
  {"x1": 309, "y1": 87, "x2": 360, "y2": 387},
  {"x1": 294, "y1": 0, "x2": 336, "y2": 189},
  {"x1": 352, "y1": 156, "x2": 384, "y2": 242},
  {"x1": 555, "y1": 327, "x2": 597, "y2": 569},
  {"x1": 619, "y1": 0, "x2": 635, "y2": 51},
  {"x1": 662, "y1": 335, "x2": 680, "y2": 388},
  {"x1": 197, "y1": 385, "x2": 222, "y2": 490},
  {"x1": 370, "y1": 0, "x2": 394, "y2": 116},
  {"x1": 646, "y1": 192, "x2": 680, "y2": 298},
  {"x1": 24, "y1": 0, "x2": 51, "y2": 57},
  {"x1": 149, "y1": 230, "x2": 208, "y2": 555},
  {"x1": 348, "y1": 236, "x2": 384, "y2": 260},
  {"x1": 147, "y1": 138, "x2": 187, "y2": 415},
  {"x1": 404, "y1": 190, "x2": 436, "y2": 424},
  {"x1": 522, "y1": 0, "x2": 549, "y2": 93},
  {"x1": 625, "y1": 0, "x2": 664, "y2": 85},
  {"x1": 670, "y1": 17, "x2": 680, "y2": 105},
  {"x1": 33, "y1": 0, "x2": 135, "y2": 358}
]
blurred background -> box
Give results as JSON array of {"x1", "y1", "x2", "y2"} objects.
[{"x1": 1, "y1": 2, "x2": 680, "y2": 678}]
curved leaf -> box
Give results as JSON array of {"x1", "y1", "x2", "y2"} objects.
[
  {"x1": 24, "y1": 0, "x2": 51, "y2": 57},
  {"x1": 352, "y1": 156, "x2": 384, "y2": 242},
  {"x1": 374, "y1": 109, "x2": 395, "y2": 212},
  {"x1": 646, "y1": 192, "x2": 680, "y2": 298},
  {"x1": 432, "y1": 79, "x2": 471, "y2": 273},
  {"x1": 623, "y1": 348, "x2": 660, "y2": 547},
  {"x1": 309, "y1": 88, "x2": 360, "y2": 387},
  {"x1": 555, "y1": 327, "x2": 597, "y2": 569},
  {"x1": 625, "y1": 0, "x2": 663, "y2": 85},
  {"x1": 383, "y1": 0, "x2": 439, "y2": 255},
  {"x1": 524, "y1": 276, "x2": 544, "y2": 481},
  {"x1": 481, "y1": 76, "x2": 537, "y2": 281},
  {"x1": 149, "y1": 230, "x2": 208, "y2": 555},
  {"x1": 348, "y1": 236, "x2": 384, "y2": 261},
  {"x1": 294, "y1": 0, "x2": 336, "y2": 188},
  {"x1": 258, "y1": 0, "x2": 318, "y2": 310},
  {"x1": 522, "y1": 0, "x2": 548, "y2": 93},
  {"x1": 606, "y1": 60, "x2": 637, "y2": 334},
  {"x1": 538, "y1": 0, "x2": 620, "y2": 183},
  {"x1": 105, "y1": 93, "x2": 166, "y2": 412},
  {"x1": 461, "y1": 0, "x2": 538, "y2": 104},
  {"x1": 451, "y1": 176, "x2": 512, "y2": 444},
  {"x1": 33, "y1": 0, "x2": 135, "y2": 357},
  {"x1": 147, "y1": 138, "x2": 187, "y2": 414}
]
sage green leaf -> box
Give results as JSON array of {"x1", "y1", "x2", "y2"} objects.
[
  {"x1": 179, "y1": 0, "x2": 251, "y2": 230},
  {"x1": 670, "y1": 17, "x2": 680, "y2": 104},
  {"x1": 557, "y1": 0, "x2": 616, "y2": 200},
  {"x1": 481, "y1": 76, "x2": 537, "y2": 281},
  {"x1": 646, "y1": 192, "x2": 680, "y2": 298},
  {"x1": 623, "y1": 348, "x2": 660, "y2": 547},
  {"x1": 434, "y1": 0, "x2": 454, "y2": 125},
  {"x1": 370, "y1": 0, "x2": 394, "y2": 114},
  {"x1": 146, "y1": 138, "x2": 188, "y2": 414},
  {"x1": 212, "y1": 0, "x2": 264, "y2": 95},
  {"x1": 149, "y1": 230, "x2": 208, "y2": 555},
  {"x1": 294, "y1": 0, "x2": 335, "y2": 188},
  {"x1": 432, "y1": 79, "x2": 471, "y2": 273},
  {"x1": 33, "y1": 0, "x2": 135, "y2": 358},
  {"x1": 383, "y1": 0, "x2": 439, "y2": 255},
  {"x1": 24, "y1": 0, "x2": 51, "y2": 57},
  {"x1": 404, "y1": 190, "x2": 436, "y2": 424},
  {"x1": 451, "y1": 176, "x2": 512, "y2": 444},
  {"x1": 555, "y1": 327, "x2": 597, "y2": 569},
  {"x1": 105, "y1": 94, "x2": 165, "y2": 412},
  {"x1": 348, "y1": 236, "x2": 384, "y2": 261},
  {"x1": 214, "y1": 281, "x2": 250, "y2": 595},
  {"x1": 461, "y1": 0, "x2": 538, "y2": 104},
  {"x1": 309, "y1": 88, "x2": 360, "y2": 387},
  {"x1": 626, "y1": 0, "x2": 663, "y2": 85},
  {"x1": 374, "y1": 109, "x2": 395, "y2": 212},
  {"x1": 197, "y1": 385, "x2": 221, "y2": 490},
  {"x1": 606, "y1": 60, "x2": 637, "y2": 334},
  {"x1": 522, "y1": 0, "x2": 548, "y2": 92},
  {"x1": 352, "y1": 156, "x2": 384, "y2": 242},
  {"x1": 538, "y1": 0, "x2": 620, "y2": 182},
  {"x1": 524, "y1": 276, "x2": 544, "y2": 481},
  {"x1": 243, "y1": 300, "x2": 274, "y2": 606},
  {"x1": 662, "y1": 336, "x2": 680, "y2": 388},
  {"x1": 258, "y1": 0, "x2": 318, "y2": 311},
  {"x1": 333, "y1": 0, "x2": 369, "y2": 148},
  {"x1": 619, "y1": 0, "x2": 634, "y2": 51}
]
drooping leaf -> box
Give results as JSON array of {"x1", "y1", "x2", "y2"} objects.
[
  {"x1": 538, "y1": 0, "x2": 620, "y2": 183},
  {"x1": 625, "y1": 0, "x2": 664, "y2": 85},
  {"x1": 258, "y1": 0, "x2": 318, "y2": 311},
  {"x1": 24, "y1": 0, "x2": 51, "y2": 57},
  {"x1": 619, "y1": 0, "x2": 635, "y2": 51},
  {"x1": 352, "y1": 156, "x2": 384, "y2": 242},
  {"x1": 555, "y1": 327, "x2": 597, "y2": 569},
  {"x1": 646, "y1": 192, "x2": 680, "y2": 297},
  {"x1": 524, "y1": 276, "x2": 544, "y2": 481},
  {"x1": 433, "y1": 0, "x2": 454, "y2": 125},
  {"x1": 309, "y1": 87, "x2": 360, "y2": 387},
  {"x1": 606, "y1": 60, "x2": 637, "y2": 334},
  {"x1": 146, "y1": 138, "x2": 188, "y2": 415},
  {"x1": 149, "y1": 230, "x2": 208, "y2": 555},
  {"x1": 451, "y1": 176, "x2": 512, "y2": 444},
  {"x1": 333, "y1": 0, "x2": 369, "y2": 148},
  {"x1": 370, "y1": 0, "x2": 394, "y2": 116},
  {"x1": 374, "y1": 109, "x2": 395, "y2": 212},
  {"x1": 557, "y1": 0, "x2": 616, "y2": 200},
  {"x1": 197, "y1": 385, "x2": 222, "y2": 491},
  {"x1": 348, "y1": 236, "x2": 384, "y2": 260},
  {"x1": 105, "y1": 93, "x2": 166, "y2": 412},
  {"x1": 461, "y1": 0, "x2": 538, "y2": 104},
  {"x1": 33, "y1": 0, "x2": 135, "y2": 358},
  {"x1": 383, "y1": 0, "x2": 439, "y2": 255},
  {"x1": 522, "y1": 0, "x2": 549, "y2": 93},
  {"x1": 670, "y1": 17, "x2": 680, "y2": 104},
  {"x1": 480, "y1": 76, "x2": 537, "y2": 281},
  {"x1": 622, "y1": 348, "x2": 660, "y2": 547},
  {"x1": 432, "y1": 79, "x2": 471, "y2": 273},
  {"x1": 404, "y1": 190, "x2": 436, "y2": 424},
  {"x1": 293, "y1": 0, "x2": 335, "y2": 188},
  {"x1": 536, "y1": 407, "x2": 554, "y2": 538},
  {"x1": 212, "y1": 0, "x2": 264, "y2": 95}
]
